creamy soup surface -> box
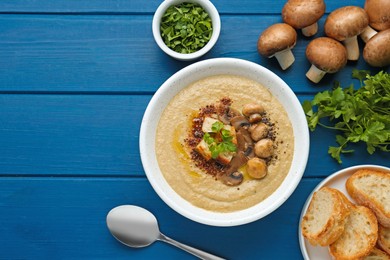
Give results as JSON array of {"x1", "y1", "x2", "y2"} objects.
[{"x1": 156, "y1": 74, "x2": 294, "y2": 212}]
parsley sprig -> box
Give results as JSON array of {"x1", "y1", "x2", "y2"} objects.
[
  {"x1": 160, "y1": 2, "x2": 212, "y2": 54},
  {"x1": 203, "y1": 121, "x2": 237, "y2": 159},
  {"x1": 303, "y1": 70, "x2": 390, "y2": 163}
]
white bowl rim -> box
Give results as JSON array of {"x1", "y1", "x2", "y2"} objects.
[
  {"x1": 152, "y1": 0, "x2": 221, "y2": 61},
  {"x1": 140, "y1": 58, "x2": 310, "y2": 226}
]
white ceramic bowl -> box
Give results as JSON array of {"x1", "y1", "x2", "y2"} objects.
[
  {"x1": 152, "y1": 0, "x2": 221, "y2": 61},
  {"x1": 139, "y1": 58, "x2": 310, "y2": 226}
]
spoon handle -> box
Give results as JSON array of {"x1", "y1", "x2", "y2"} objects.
[{"x1": 159, "y1": 233, "x2": 225, "y2": 260}]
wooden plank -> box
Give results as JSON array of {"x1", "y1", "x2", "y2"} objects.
[
  {"x1": 0, "y1": 177, "x2": 320, "y2": 259},
  {"x1": 0, "y1": 0, "x2": 365, "y2": 14},
  {"x1": 1, "y1": 94, "x2": 389, "y2": 177},
  {"x1": 0, "y1": 94, "x2": 149, "y2": 176},
  {"x1": 0, "y1": 14, "x2": 382, "y2": 93}
]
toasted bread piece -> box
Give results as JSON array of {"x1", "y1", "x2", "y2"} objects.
[
  {"x1": 329, "y1": 205, "x2": 378, "y2": 260},
  {"x1": 378, "y1": 225, "x2": 390, "y2": 255},
  {"x1": 316, "y1": 189, "x2": 353, "y2": 246},
  {"x1": 195, "y1": 139, "x2": 212, "y2": 161},
  {"x1": 363, "y1": 247, "x2": 390, "y2": 260},
  {"x1": 301, "y1": 187, "x2": 351, "y2": 246},
  {"x1": 346, "y1": 169, "x2": 390, "y2": 228}
]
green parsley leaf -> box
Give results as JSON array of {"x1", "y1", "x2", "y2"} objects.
[
  {"x1": 160, "y1": 2, "x2": 212, "y2": 54},
  {"x1": 352, "y1": 69, "x2": 370, "y2": 83},
  {"x1": 203, "y1": 121, "x2": 237, "y2": 159},
  {"x1": 211, "y1": 121, "x2": 224, "y2": 133},
  {"x1": 203, "y1": 132, "x2": 214, "y2": 145},
  {"x1": 303, "y1": 70, "x2": 390, "y2": 163}
]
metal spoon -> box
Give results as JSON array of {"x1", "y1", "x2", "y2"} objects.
[{"x1": 106, "y1": 205, "x2": 225, "y2": 260}]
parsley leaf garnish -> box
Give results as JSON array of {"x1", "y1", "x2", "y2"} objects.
[
  {"x1": 303, "y1": 70, "x2": 390, "y2": 163},
  {"x1": 203, "y1": 121, "x2": 237, "y2": 159},
  {"x1": 160, "y1": 2, "x2": 212, "y2": 54}
]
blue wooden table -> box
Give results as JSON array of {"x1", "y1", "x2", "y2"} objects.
[{"x1": 1, "y1": 0, "x2": 389, "y2": 259}]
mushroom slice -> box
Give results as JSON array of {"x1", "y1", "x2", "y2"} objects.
[
  {"x1": 230, "y1": 116, "x2": 250, "y2": 130},
  {"x1": 282, "y1": 0, "x2": 326, "y2": 37},
  {"x1": 305, "y1": 37, "x2": 347, "y2": 83},
  {"x1": 219, "y1": 171, "x2": 243, "y2": 186},
  {"x1": 219, "y1": 150, "x2": 247, "y2": 186},
  {"x1": 360, "y1": 0, "x2": 390, "y2": 42},
  {"x1": 224, "y1": 151, "x2": 248, "y2": 175},
  {"x1": 236, "y1": 129, "x2": 255, "y2": 158},
  {"x1": 257, "y1": 23, "x2": 297, "y2": 70},
  {"x1": 363, "y1": 29, "x2": 390, "y2": 67},
  {"x1": 218, "y1": 106, "x2": 241, "y2": 125},
  {"x1": 324, "y1": 6, "x2": 369, "y2": 61}
]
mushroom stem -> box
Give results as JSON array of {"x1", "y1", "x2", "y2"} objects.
[
  {"x1": 306, "y1": 64, "x2": 326, "y2": 83},
  {"x1": 274, "y1": 49, "x2": 295, "y2": 70},
  {"x1": 302, "y1": 22, "x2": 318, "y2": 37},
  {"x1": 342, "y1": 36, "x2": 360, "y2": 61},
  {"x1": 360, "y1": 26, "x2": 378, "y2": 43}
]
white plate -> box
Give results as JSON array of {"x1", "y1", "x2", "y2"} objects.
[{"x1": 298, "y1": 164, "x2": 390, "y2": 260}]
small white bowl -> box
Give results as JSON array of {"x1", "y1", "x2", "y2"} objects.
[
  {"x1": 139, "y1": 58, "x2": 310, "y2": 226},
  {"x1": 152, "y1": 0, "x2": 221, "y2": 61}
]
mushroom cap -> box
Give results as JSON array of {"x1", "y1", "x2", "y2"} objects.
[
  {"x1": 364, "y1": 0, "x2": 390, "y2": 31},
  {"x1": 325, "y1": 6, "x2": 369, "y2": 41},
  {"x1": 363, "y1": 29, "x2": 390, "y2": 67},
  {"x1": 282, "y1": 0, "x2": 326, "y2": 29},
  {"x1": 306, "y1": 37, "x2": 347, "y2": 73},
  {"x1": 257, "y1": 23, "x2": 297, "y2": 57}
]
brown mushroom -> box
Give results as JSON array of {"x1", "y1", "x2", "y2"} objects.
[
  {"x1": 324, "y1": 6, "x2": 369, "y2": 60},
  {"x1": 257, "y1": 23, "x2": 297, "y2": 70},
  {"x1": 363, "y1": 29, "x2": 390, "y2": 67},
  {"x1": 242, "y1": 103, "x2": 264, "y2": 123},
  {"x1": 220, "y1": 151, "x2": 246, "y2": 186},
  {"x1": 236, "y1": 129, "x2": 255, "y2": 158},
  {"x1": 305, "y1": 37, "x2": 348, "y2": 83},
  {"x1": 230, "y1": 115, "x2": 250, "y2": 130},
  {"x1": 254, "y1": 139, "x2": 274, "y2": 158},
  {"x1": 360, "y1": 0, "x2": 390, "y2": 42},
  {"x1": 224, "y1": 151, "x2": 248, "y2": 175},
  {"x1": 242, "y1": 103, "x2": 264, "y2": 117},
  {"x1": 282, "y1": 0, "x2": 326, "y2": 37},
  {"x1": 247, "y1": 158, "x2": 268, "y2": 179},
  {"x1": 219, "y1": 171, "x2": 244, "y2": 186},
  {"x1": 218, "y1": 106, "x2": 240, "y2": 125},
  {"x1": 248, "y1": 124, "x2": 257, "y2": 133},
  {"x1": 250, "y1": 123, "x2": 268, "y2": 142},
  {"x1": 248, "y1": 114, "x2": 262, "y2": 124}
]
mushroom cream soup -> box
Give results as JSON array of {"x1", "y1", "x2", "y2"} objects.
[{"x1": 156, "y1": 75, "x2": 294, "y2": 212}]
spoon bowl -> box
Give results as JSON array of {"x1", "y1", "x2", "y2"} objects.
[
  {"x1": 106, "y1": 205, "x2": 225, "y2": 260},
  {"x1": 107, "y1": 205, "x2": 159, "y2": 248}
]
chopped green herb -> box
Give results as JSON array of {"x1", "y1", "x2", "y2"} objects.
[
  {"x1": 303, "y1": 70, "x2": 390, "y2": 163},
  {"x1": 160, "y1": 2, "x2": 212, "y2": 54},
  {"x1": 203, "y1": 122, "x2": 237, "y2": 159},
  {"x1": 211, "y1": 121, "x2": 223, "y2": 132}
]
